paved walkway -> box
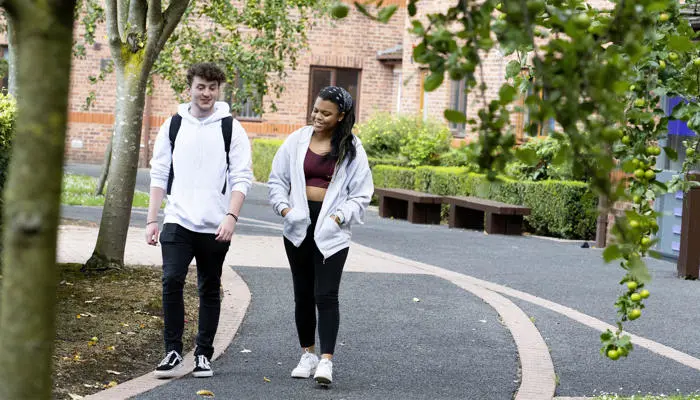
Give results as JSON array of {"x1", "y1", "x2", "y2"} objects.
[{"x1": 58, "y1": 165, "x2": 700, "y2": 399}]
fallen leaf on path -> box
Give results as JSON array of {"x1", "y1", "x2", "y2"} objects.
[
  {"x1": 240, "y1": 349, "x2": 251, "y2": 353},
  {"x1": 196, "y1": 390, "x2": 215, "y2": 397},
  {"x1": 106, "y1": 346, "x2": 116, "y2": 351},
  {"x1": 106, "y1": 370, "x2": 121, "y2": 375},
  {"x1": 105, "y1": 381, "x2": 118, "y2": 388},
  {"x1": 479, "y1": 320, "x2": 487, "y2": 323},
  {"x1": 412, "y1": 297, "x2": 420, "y2": 302},
  {"x1": 263, "y1": 377, "x2": 271, "y2": 382},
  {"x1": 68, "y1": 394, "x2": 84, "y2": 399}
]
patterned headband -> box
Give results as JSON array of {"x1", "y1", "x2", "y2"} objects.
[{"x1": 320, "y1": 86, "x2": 353, "y2": 113}]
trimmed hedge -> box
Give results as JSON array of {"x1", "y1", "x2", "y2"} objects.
[
  {"x1": 251, "y1": 138, "x2": 597, "y2": 240},
  {"x1": 375, "y1": 165, "x2": 597, "y2": 240},
  {"x1": 252, "y1": 138, "x2": 284, "y2": 183}
]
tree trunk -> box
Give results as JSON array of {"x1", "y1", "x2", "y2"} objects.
[
  {"x1": 0, "y1": 1, "x2": 76, "y2": 398},
  {"x1": 85, "y1": 69, "x2": 148, "y2": 270},
  {"x1": 596, "y1": 193, "x2": 609, "y2": 248},
  {"x1": 6, "y1": 17, "x2": 17, "y2": 97},
  {"x1": 95, "y1": 131, "x2": 113, "y2": 196}
]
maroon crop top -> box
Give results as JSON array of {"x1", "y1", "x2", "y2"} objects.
[{"x1": 304, "y1": 148, "x2": 336, "y2": 189}]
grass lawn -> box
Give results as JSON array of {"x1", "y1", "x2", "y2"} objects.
[
  {"x1": 62, "y1": 174, "x2": 151, "y2": 208},
  {"x1": 0, "y1": 263, "x2": 199, "y2": 399}
]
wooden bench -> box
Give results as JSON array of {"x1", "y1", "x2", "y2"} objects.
[
  {"x1": 375, "y1": 188, "x2": 443, "y2": 225},
  {"x1": 443, "y1": 196, "x2": 531, "y2": 235}
]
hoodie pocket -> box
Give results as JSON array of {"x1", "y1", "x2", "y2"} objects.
[
  {"x1": 316, "y1": 216, "x2": 349, "y2": 251},
  {"x1": 283, "y1": 208, "x2": 309, "y2": 238}
]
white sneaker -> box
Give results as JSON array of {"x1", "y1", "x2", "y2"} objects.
[
  {"x1": 291, "y1": 351, "x2": 319, "y2": 378},
  {"x1": 313, "y1": 358, "x2": 333, "y2": 385}
]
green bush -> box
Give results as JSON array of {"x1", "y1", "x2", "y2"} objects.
[
  {"x1": 504, "y1": 136, "x2": 595, "y2": 182},
  {"x1": 0, "y1": 93, "x2": 16, "y2": 266},
  {"x1": 0, "y1": 93, "x2": 16, "y2": 194},
  {"x1": 357, "y1": 113, "x2": 452, "y2": 167},
  {"x1": 252, "y1": 138, "x2": 284, "y2": 183},
  {"x1": 372, "y1": 164, "x2": 597, "y2": 240},
  {"x1": 372, "y1": 165, "x2": 417, "y2": 190}
]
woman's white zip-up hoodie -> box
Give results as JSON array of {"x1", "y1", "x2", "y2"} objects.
[
  {"x1": 150, "y1": 101, "x2": 253, "y2": 233},
  {"x1": 268, "y1": 126, "x2": 374, "y2": 260}
]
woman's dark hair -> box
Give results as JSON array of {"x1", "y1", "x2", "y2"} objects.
[{"x1": 318, "y1": 86, "x2": 356, "y2": 165}]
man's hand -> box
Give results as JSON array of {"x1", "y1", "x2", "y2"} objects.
[
  {"x1": 215, "y1": 214, "x2": 237, "y2": 242},
  {"x1": 145, "y1": 223, "x2": 159, "y2": 246},
  {"x1": 281, "y1": 207, "x2": 291, "y2": 217}
]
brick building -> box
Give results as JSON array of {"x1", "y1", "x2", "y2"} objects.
[{"x1": 53, "y1": 0, "x2": 406, "y2": 165}]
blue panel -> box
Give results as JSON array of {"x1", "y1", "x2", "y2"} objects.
[
  {"x1": 676, "y1": 191, "x2": 684, "y2": 200},
  {"x1": 672, "y1": 242, "x2": 681, "y2": 252},
  {"x1": 673, "y1": 225, "x2": 682, "y2": 235},
  {"x1": 674, "y1": 207, "x2": 683, "y2": 217},
  {"x1": 665, "y1": 96, "x2": 698, "y2": 137}
]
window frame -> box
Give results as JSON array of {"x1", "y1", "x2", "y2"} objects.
[{"x1": 307, "y1": 66, "x2": 361, "y2": 123}]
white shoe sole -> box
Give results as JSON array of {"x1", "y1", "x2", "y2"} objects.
[
  {"x1": 153, "y1": 363, "x2": 184, "y2": 379},
  {"x1": 291, "y1": 368, "x2": 316, "y2": 379},
  {"x1": 193, "y1": 370, "x2": 214, "y2": 378}
]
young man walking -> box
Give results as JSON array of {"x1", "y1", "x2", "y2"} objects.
[{"x1": 145, "y1": 62, "x2": 252, "y2": 378}]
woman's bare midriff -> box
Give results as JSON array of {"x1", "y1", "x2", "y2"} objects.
[{"x1": 306, "y1": 186, "x2": 327, "y2": 202}]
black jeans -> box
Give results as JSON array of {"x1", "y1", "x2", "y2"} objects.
[
  {"x1": 160, "y1": 223, "x2": 230, "y2": 359},
  {"x1": 284, "y1": 201, "x2": 349, "y2": 355}
]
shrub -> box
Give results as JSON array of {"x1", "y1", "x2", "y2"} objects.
[
  {"x1": 0, "y1": 93, "x2": 16, "y2": 266},
  {"x1": 505, "y1": 136, "x2": 595, "y2": 182},
  {"x1": 357, "y1": 113, "x2": 452, "y2": 167},
  {"x1": 251, "y1": 138, "x2": 284, "y2": 183},
  {"x1": 373, "y1": 164, "x2": 597, "y2": 240}
]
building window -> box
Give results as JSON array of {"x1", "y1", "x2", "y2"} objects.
[
  {"x1": 226, "y1": 76, "x2": 261, "y2": 120},
  {"x1": 516, "y1": 71, "x2": 555, "y2": 140},
  {"x1": 449, "y1": 79, "x2": 468, "y2": 137},
  {"x1": 308, "y1": 67, "x2": 360, "y2": 122}
]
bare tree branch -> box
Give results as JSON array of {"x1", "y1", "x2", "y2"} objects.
[
  {"x1": 104, "y1": 0, "x2": 123, "y2": 63},
  {"x1": 128, "y1": 0, "x2": 147, "y2": 34},
  {"x1": 151, "y1": 0, "x2": 188, "y2": 61},
  {"x1": 116, "y1": 0, "x2": 129, "y2": 40},
  {"x1": 147, "y1": 0, "x2": 162, "y2": 28}
]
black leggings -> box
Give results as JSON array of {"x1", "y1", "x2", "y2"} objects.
[{"x1": 284, "y1": 200, "x2": 349, "y2": 355}]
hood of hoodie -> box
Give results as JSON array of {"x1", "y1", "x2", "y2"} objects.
[{"x1": 178, "y1": 101, "x2": 231, "y2": 125}]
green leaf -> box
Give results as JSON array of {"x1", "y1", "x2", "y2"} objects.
[
  {"x1": 515, "y1": 148, "x2": 538, "y2": 165},
  {"x1": 663, "y1": 146, "x2": 678, "y2": 161},
  {"x1": 444, "y1": 109, "x2": 467, "y2": 123},
  {"x1": 651, "y1": 179, "x2": 668, "y2": 192},
  {"x1": 506, "y1": 60, "x2": 521, "y2": 79},
  {"x1": 628, "y1": 255, "x2": 651, "y2": 284},
  {"x1": 408, "y1": 1, "x2": 417, "y2": 16},
  {"x1": 648, "y1": 250, "x2": 663, "y2": 259},
  {"x1": 600, "y1": 330, "x2": 613, "y2": 341},
  {"x1": 377, "y1": 5, "x2": 398, "y2": 23},
  {"x1": 603, "y1": 245, "x2": 622, "y2": 263},
  {"x1": 668, "y1": 35, "x2": 694, "y2": 52},
  {"x1": 330, "y1": 3, "x2": 350, "y2": 19},
  {"x1": 499, "y1": 84, "x2": 517, "y2": 104},
  {"x1": 423, "y1": 72, "x2": 444, "y2": 92}
]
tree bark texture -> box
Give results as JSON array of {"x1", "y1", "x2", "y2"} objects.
[{"x1": 0, "y1": 1, "x2": 76, "y2": 398}]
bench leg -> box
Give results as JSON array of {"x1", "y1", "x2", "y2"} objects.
[
  {"x1": 486, "y1": 214, "x2": 524, "y2": 235},
  {"x1": 408, "y1": 202, "x2": 441, "y2": 224},
  {"x1": 379, "y1": 197, "x2": 408, "y2": 220},
  {"x1": 449, "y1": 204, "x2": 484, "y2": 230}
]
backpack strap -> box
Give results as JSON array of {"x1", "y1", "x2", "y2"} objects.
[
  {"x1": 166, "y1": 114, "x2": 182, "y2": 195},
  {"x1": 220, "y1": 116, "x2": 233, "y2": 195}
]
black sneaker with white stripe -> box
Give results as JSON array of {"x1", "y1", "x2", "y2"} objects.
[
  {"x1": 193, "y1": 355, "x2": 213, "y2": 378},
  {"x1": 154, "y1": 350, "x2": 183, "y2": 379}
]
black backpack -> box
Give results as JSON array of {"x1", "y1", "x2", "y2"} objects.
[{"x1": 166, "y1": 114, "x2": 234, "y2": 195}]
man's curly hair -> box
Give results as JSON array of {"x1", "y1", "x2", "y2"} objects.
[{"x1": 186, "y1": 63, "x2": 226, "y2": 86}]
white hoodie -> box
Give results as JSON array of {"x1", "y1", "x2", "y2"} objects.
[
  {"x1": 268, "y1": 126, "x2": 374, "y2": 259},
  {"x1": 150, "y1": 101, "x2": 253, "y2": 233}
]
